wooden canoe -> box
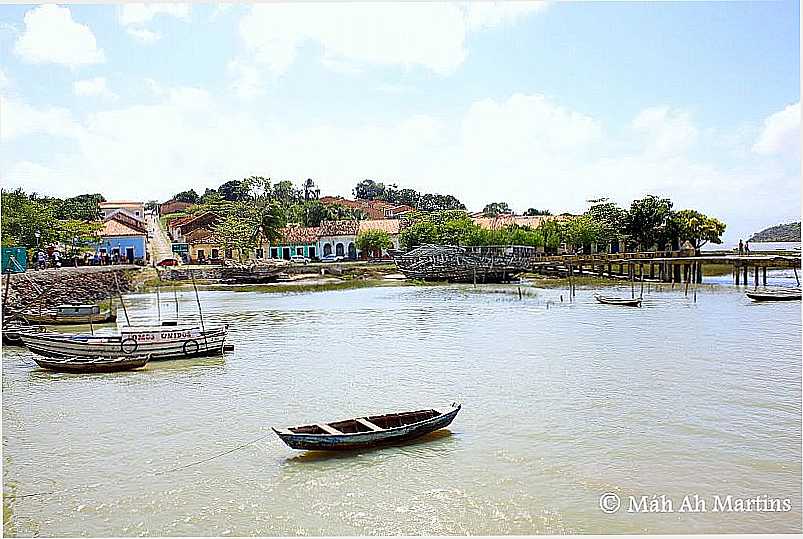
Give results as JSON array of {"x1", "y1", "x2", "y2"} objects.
[
  {"x1": 20, "y1": 305, "x2": 117, "y2": 325},
  {"x1": 594, "y1": 294, "x2": 642, "y2": 307},
  {"x1": 273, "y1": 404, "x2": 461, "y2": 451},
  {"x1": 32, "y1": 355, "x2": 150, "y2": 373},
  {"x1": 746, "y1": 288, "x2": 801, "y2": 302}
]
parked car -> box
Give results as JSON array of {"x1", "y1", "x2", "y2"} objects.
[
  {"x1": 320, "y1": 254, "x2": 345, "y2": 263},
  {"x1": 156, "y1": 258, "x2": 179, "y2": 267},
  {"x1": 290, "y1": 254, "x2": 310, "y2": 264}
]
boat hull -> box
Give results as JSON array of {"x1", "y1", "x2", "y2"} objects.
[
  {"x1": 274, "y1": 405, "x2": 461, "y2": 451},
  {"x1": 20, "y1": 326, "x2": 228, "y2": 360},
  {"x1": 594, "y1": 295, "x2": 642, "y2": 307},
  {"x1": 32, "y1": 355, "x2": 149, "y2": 373},
  {"x1": 746, "y1": 291, "x2": 801, "y2": 302}
]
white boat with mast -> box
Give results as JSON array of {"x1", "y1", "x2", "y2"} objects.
[{"x1": 20, "y1": 272, "x2": 229, "y2": 360}]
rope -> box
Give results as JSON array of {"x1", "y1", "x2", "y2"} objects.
[{"x1": 4, "y1": 432, "x2": 273, "y2": 500}]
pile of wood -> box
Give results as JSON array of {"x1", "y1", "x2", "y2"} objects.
[{"x1": 392, "y1": 244, "x2": 533, "y2": 283}]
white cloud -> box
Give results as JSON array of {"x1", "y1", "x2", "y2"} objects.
[
  {"x1": 228, "y1": 59, "x2": 264, "y2": 99},
  {"x1": 234, "y1": 1, "x2": 544, "y2": 88},
  {"x1": 73, "y1": 77, "x2": 118, "y2": 100},
  {"x1": 752, "y1": 102, "x2": 800, "y2": 156},
  {"x1": 631, "y1": 106, "x2": 698, "y2": 156},
  {"x1": 4, "y1": 90, "x2": 798, "y2": 242},
  {"x1": 0, "y1": 97, "x2": 81, "y2": 140},
  {"x1": 119, "y1": 3, "x2": 189, "y2": 44},
  {"x1": 126, "y1": 27, "x2": 160, "y2": 44},
  {"x1": 14, "y1": 5, "x2": 105, "y2": 67},
  {"x1": 119, "y1": 3, "x2": 189, "y2": 26}
]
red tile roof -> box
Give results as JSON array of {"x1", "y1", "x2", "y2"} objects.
[
  {"x1": 278, "y1": 226, "x2": 319, "y2": 245},
  {"x1": 100, "y1": 218, "x2": 146, "y2": 237},
  {"x1": 318, "y1": 220, "x2": 360, "y2": 236},
  {"x1": 358, "y1": 219, "x2": 401, "y2": 235}
]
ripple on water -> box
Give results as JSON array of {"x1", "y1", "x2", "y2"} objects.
[{"x1": 2, "y1": 283, "x2": 801, "y2": 535}]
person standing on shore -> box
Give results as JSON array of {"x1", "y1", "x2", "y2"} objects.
[{"x1": 738, "y1": 239, "x2": 744, "y2": 255}]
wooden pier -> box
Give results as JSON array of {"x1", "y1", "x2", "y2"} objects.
[{"x1": 393, "y1": 244, "x2": 800, "y2": 285}]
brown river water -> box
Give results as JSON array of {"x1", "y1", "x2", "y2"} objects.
[{"x1": 3, "y1": 279, "x2": 801, "y2": 535}]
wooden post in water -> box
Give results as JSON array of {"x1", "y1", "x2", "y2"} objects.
[
  {"x1": 693, "y1": 262, "x2": 698, "y2": 303},
  {"x1": 794, "y1": 267, "x2": 800, "y2": 287},
  {"x1": 735, "y1": 264, "x2": 740, "y2": 285},
  {"x1": 743, "y1": 265, "x2": 748, "y2": 285},
  {"x1": 762, "y1": 266, "x2": 767, "y2": 286},
  {"x1": 630, "y1": 263, "x2": 635, "y2": 299},
  {"x1": 754, "y1": 265, "x2": 759, "y2": 289}
]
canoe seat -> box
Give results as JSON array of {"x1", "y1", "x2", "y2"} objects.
[
  {"x1": 355, "y1": 417, "x2": 384, "y2": 432},
  {"x1": 316, "y1": 423, "x2": 343, "y2": 435}
]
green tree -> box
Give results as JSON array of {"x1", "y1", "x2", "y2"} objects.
[
  {"x1": 524, "y1": 208, "x2": 552, "y2": 216},
  {"x1": 55, "y1": 194, "x2": 104, "y2": 220},
  {"x1": 625, "y1": 195, "x2": 674, "y2": 250},
  {"x1": 482, "y1": 202, "x2": 512, "y2": 216},
  {"x1": 58, "y1": 219, "x2": 103, "y2": 261},
  {"x1": 1, "y1": 188, "x2": 58, "y2": 248},
  {"x1": 355, "y1": 229, "x2": 392, "y2": 258},
  {"x1": 172, "y1": 189, "x2": 199, "y2": 203},
  {"x1": 218, "y1": 180, "x2": 249, "y2": 202},
  {"x1": 585, "y1": 198, "x2": 627, "y2": 247},
  {"x1": 673, "y1": 209, "x2": 726, "y2": 250},
  {"x1": 353, "y1": 179, "x2": 386, "y2": 200}
]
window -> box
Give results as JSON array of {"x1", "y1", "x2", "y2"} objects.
[
  {"x1": 198, "y1": 249, "x2": 206, "y2": 259},
  {"x1": 296, "y1": 247, "x2": 303, "y2": 255},
  {"x1": 211, "y1": 248, "x2": 220, "y2": 259},
  {"x1": 323, "y1": 243, "x2": 332, "y2": 256},
  {"x1": 270, "y1": 248, "x2": 278, "y2": 258},
  {"x1": 225, "y1": 249, "x2": 233, "y2": 258},
  {"x1": 256, "y1": 248, "x2": 264, "y2": 259},
  {"x1": 336, "y1": 243, "x2": 345, "y2": 257}
]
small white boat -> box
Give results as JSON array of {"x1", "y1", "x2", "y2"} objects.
[
  {"x1": 20, "y1": 323, "x2": 228, "y2": 360},
  {"x1": 20, "y1": 304, "x2": 116, "y2": 325}
]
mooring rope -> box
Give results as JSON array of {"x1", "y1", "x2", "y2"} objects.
[{"x1": 3, "y1": 432, "x2": 273, "y2": 500}]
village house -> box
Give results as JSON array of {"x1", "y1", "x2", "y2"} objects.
[
  {"x1": 99, "y1": 201, "x2": 146, "y2": 223},
  {"x1": 95, "y1": 212, "x2": 148, "y2": 263},
  {"x1": 318, "y1": 220, "x2": 359, "y2": 259},
  {"x1": 159, "y1": 199, "x2": 193, "y2": 216},
  {"x1": 169, "y1": 212, "x2": 219, "y2": 243},
  {"x1": 261, "y1": 226, "x2": 320, "y2": 260},
  {"x1": 185, "y1": 228, "x2": 229, "y2": 264},
  {"x1": 319, "y1": 196, "x2": 414, "y2": 220},
  {"x1": 356, "y1": 219, "x2": 402, "y2": 259}
]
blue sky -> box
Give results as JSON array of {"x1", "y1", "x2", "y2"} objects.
[{"x1": 0, "y1": 2, "x2": 799, "y2": 241}]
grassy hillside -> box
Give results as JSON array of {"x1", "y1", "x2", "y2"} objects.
[{"x1": 748, "y1": 222, "x2": 801, "y2": 242}]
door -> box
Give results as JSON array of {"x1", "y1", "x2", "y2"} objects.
[
  {"x1": 308, "y1": 246, "x2": 316, "y2": 259},
  {"x1": 125, "y1": 247, "x2": 135, "y2": 263},
  {"x1": 283, "y1": 248, "x2": 291, "y2": 260}
]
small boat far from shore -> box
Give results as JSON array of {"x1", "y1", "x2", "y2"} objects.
[
  {"x1": 273, "y1": 404, "x2": 461, "y2": 451},
  {"x1": 594, "y1": 294, "x2": 642, "y2": 307}
]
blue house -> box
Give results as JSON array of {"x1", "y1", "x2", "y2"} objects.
[{"x1": 96, "y1": 214, "x2": 147, "y2": 263}]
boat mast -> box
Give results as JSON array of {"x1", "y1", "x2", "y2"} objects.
[
  {"x1": 190, "y1": 270, "x2": 209, "y2": 352},
  {"x1": 155, "y1": 282, "x2": 161, "y2": 324},
  {"x1": 173, "y1": 283, "x2": 179, "y2": 321}
]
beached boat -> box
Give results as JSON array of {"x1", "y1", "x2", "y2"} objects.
[
  {"x1": 20, "y1": 304, "x2": 117, "y2": 325},
  {"x1": 32, "y1": 355, "x2": 150, "y2": 373},
  {"x1": 273, "y1": 403, "x2": 461, "y2": 451},
  {"x1": 594, "y1": 294, "x2": 642, "y2": 307},
  {"x1": 20, "y1": 323, "x2": 228, "y2": 360},
  {"x1": 1, "y1": 321, "x2": 44, "y2": 345},
  {"x1": 746, "y1": 288, "x2": 802, "y2": 302}
]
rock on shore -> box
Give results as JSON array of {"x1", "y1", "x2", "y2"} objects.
[{"x1": 1, "y1": 265, "x2": 145, "y2": 314}]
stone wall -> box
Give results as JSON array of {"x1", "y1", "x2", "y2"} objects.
[{"x1": 1, "y1": 265, "x2": 143, "y2": 314}]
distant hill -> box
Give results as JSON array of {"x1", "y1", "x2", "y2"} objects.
[{"x1": 748, "y1": 222, "x2": 801, "y2": 242}]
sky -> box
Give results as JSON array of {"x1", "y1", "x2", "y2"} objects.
[{"x1": 0, "y1": 1, "x2": 799, "y2": 241}]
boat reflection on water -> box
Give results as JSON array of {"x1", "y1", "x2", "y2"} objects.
[{"x1": 282, "y1": 428, "x2": 457, "y2": 464}]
